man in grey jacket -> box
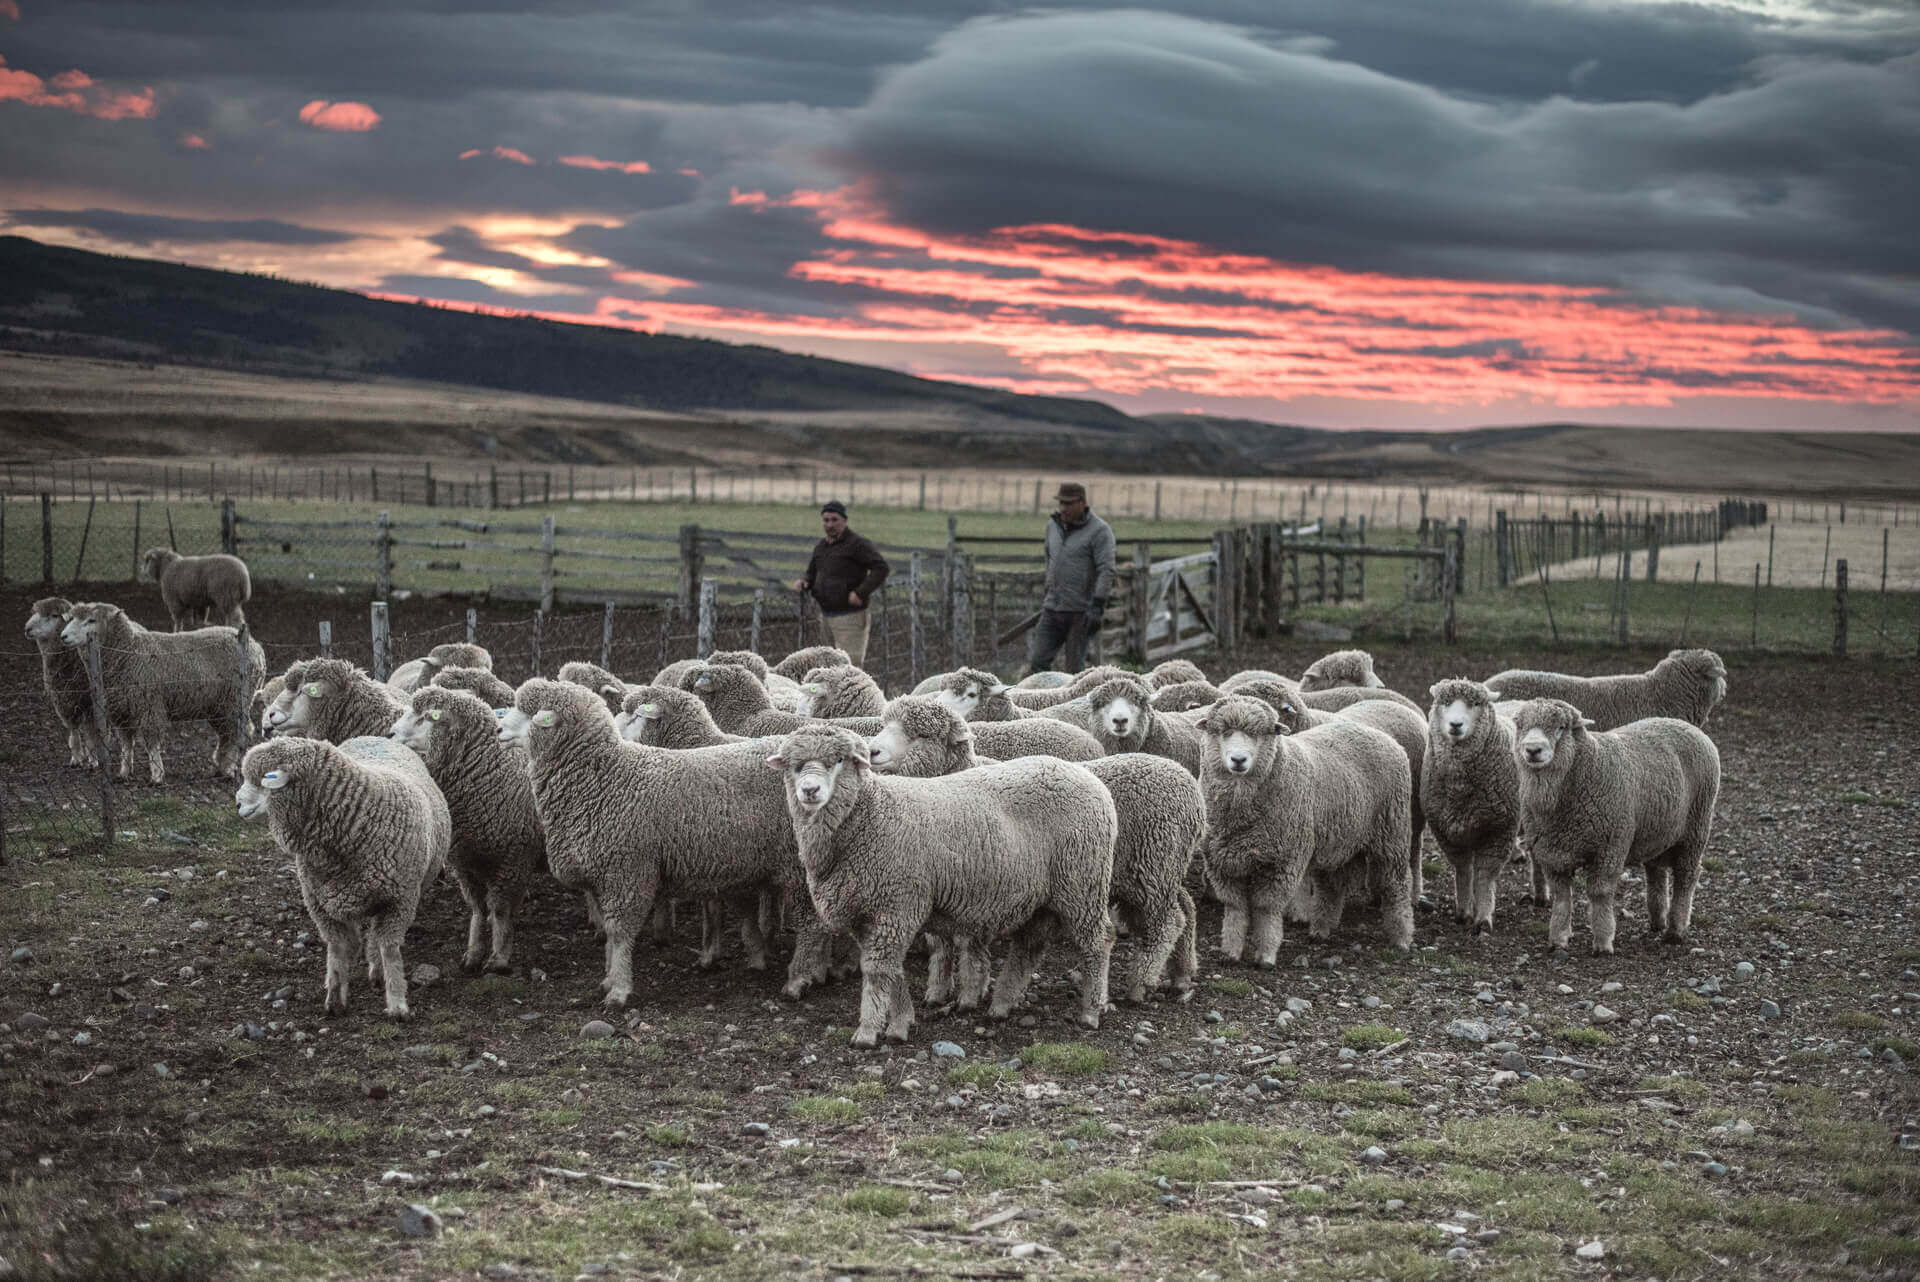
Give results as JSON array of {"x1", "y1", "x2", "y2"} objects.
[{"x1": 1028, "y1": 481, "x2": 1116, "y2": 673}]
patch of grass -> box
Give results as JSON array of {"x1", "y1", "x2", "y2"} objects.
[
  {"x1": 1510, "y1": 1077, "x2": 1585, "y2": 1108},
  {"x1": 646, "y1": 1124, "x2": 691, "y2": 1147},
  {"x1": 1020, "y1": 1042, "x2": 1111, "y2": 1075},
  {"x1": 903, "y1": 1129, "x2": 1067, "y2": 1189},
  {"x1": 1636, "y1": 1074, "x2": 1709, "y2": 1101},
  {"x1": 840, "y1": 1184, "x2": 914, "y2": 1217},
  {"x1": 1749, "y1": 912, "x2": 1786, "y2": 930},
  {"x1": 1701, "y1": 856, "x2": 1728, "y2": 872},
  {"x1": 1062, "y1": 1168, "x2": 1154, "y2": 1208},
  {"x1": 1339, "y1": 1023, "x2": 1403, "y2": 1051},
  {"x1": 1552, "y1": 1025, "x2": 1615, "y2": 1048},
  {"x1": 284, "y1": 1117, "x2": 369, "y2": 1146},
  {"x1": 1833, "y1": 1009, "x2": 1886, "y2": 1031},
  {"x1": 947, "y1": 1062, "x2": 1014, "y2": 1088},
  {"x1": 1208, "y1": 977, "x2": 1252, "y2": 997},
  {"x1": 1870, "y1": 1035, "x2": 1917, "y2": 1060},
  {"x1": 1662, "y1": 987, "x2": 1710, "y2": 1011},
  {"x1": 1143, "y1": 1092, "x2": 1211, "y2": 1117},
  {"x1": 789, "y1": 1095, "x2": 861, "y2": 1124},
  {"x1": 1298, "y1": 1080, "x2": 1415, "y2": 1107},
  {"x1": 467, "y1": 974, "x2": 528, "y2": 1000},
  {"x1": 1837, "y1": 791, "x2": 1906, "y2": 808},
  {"x1": 530, "y1": 1108, "x2": 583, "y2": 1128},
  {"x1": 660, "y1": 1088, "x2": 725, "y2": 1110},
  {"x1": 1340, "y1": 1108, "x2": 1417, "y2": 1140}
]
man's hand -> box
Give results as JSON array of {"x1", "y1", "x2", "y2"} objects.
[
  {"x1": 847, "y1": 590, "x2": 862, "y2": 608},
  {"x1": 792, "y1": 578, "x2": 808, "y2": 593},
  {"x1": 1084, "y1": 598, "x2": 1108, "y2": 633}
]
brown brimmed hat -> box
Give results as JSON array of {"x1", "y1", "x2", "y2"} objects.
[{"x1": 1054, "y1": 482, "x2": 1088, "y2": 502}]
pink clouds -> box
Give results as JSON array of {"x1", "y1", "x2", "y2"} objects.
[
  {"x1": 459, "y1": 145, "x2": 536, "y2": 164},
  {"x1": 602, "y1": 185, "x2": 1920, "y2": 409},
  {"x1": 180, "y1": 133, "x2": 210, "y2": 150},
  {"x1": 298, "y1": 99, "x2": 380, "y2": 132},
  {"x1": 0, "y1": 1, "x2": 19, "y2": 21},
  {"x1": 0, "y1": 55, "x2": 154, "y2": 119},
  {"x1": 558, "y1": 154, "x2": 652, "y2": 174}
]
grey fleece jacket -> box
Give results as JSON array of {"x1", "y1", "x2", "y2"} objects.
[{"x1": 1042, "y1": 510, "x2": 1116, "y2": 613}]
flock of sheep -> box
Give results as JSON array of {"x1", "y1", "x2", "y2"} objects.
[{"x1": 26, "y1": 548, "x2": 1729, "y2": 1049}]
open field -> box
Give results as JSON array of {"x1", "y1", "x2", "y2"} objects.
[
  {"x1": 1529, "y1": 525, "x2": 1920, "y2": 593},
  {"x1": 3, "y1": 613, "x2": 1917, "y2": 1281}
]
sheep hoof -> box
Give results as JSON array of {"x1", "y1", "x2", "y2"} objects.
[
  {"x1": 694, "y1": 954, "x2": 721, "y2": 971},
  {"x1": 1661, "y1": 931, "x2": 1688, "y2": 945},
  {"x1": 386, "y1": 1004, "x2": 412, "y2": 1021},
  {"x1": 1173, "y1": 985, "x2": 1196, "y2": 1005},
  {"x1": 1078, "y1": 1012, "x2": 1102, "y2": 1030},
  {"x1": 461, "y1": 954, "x2": 487, "y2": 975},
  {"x1": 602, "y1": 990, "x2": 630, "y2": 1009},
  {"x1": 1472, "y1": 922, "x2": 1492, "y2": 937},
  {"x1": 850, "y1": 1029, "x2": 879, "y2": 1049},
  {"x1": 483, "y1": 957, "x2": 513, "y2": 975},
  {"x1": 1257, "y1": 958, "x2": 1278, "y2": 971},
  {"x1": 1590, "y1": 945, "x2": 1614, "y2": 957}
]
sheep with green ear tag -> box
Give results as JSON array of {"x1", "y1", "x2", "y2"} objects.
[
  {"x1": 265, "y1": 656, "x2": 409, "y2": 743},
  {"x1": 796, "y1": 664, "x2": 885, "y2": 719},
  {"x1": 236, "y1": 734, "x2": 450, "y2": 1019},
  {"x1": 392, "y1": 686, "x2": 544, "y2": 975}
]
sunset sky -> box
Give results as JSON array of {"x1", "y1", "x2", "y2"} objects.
[{"x1": 2, "y1": 0, "x2": 1916, "y2": 430}]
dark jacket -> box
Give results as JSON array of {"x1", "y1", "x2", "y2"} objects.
[
  {"x1": 802, "y1": 530, "x2": 890, "y2": 614},
  {"x1": 1042, "y1": 509, "x2": 1115, "y2": 612}
]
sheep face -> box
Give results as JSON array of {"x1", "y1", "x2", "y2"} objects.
[
  {"x1": 1663, "y1": 648, "x2": 1728, "y2": 723},
  {"x1": 1428, "y1": 679, "x2": 1502, "y2": 745},
  {"x1": 25, "y1": 599, "x2": 71, "y2": 643},
  {"x1": 1512, "y1": 699, "x2": 1591, "y2": 771},
  {"x1": 140, "y1": 547, "x2": 178, "y2": 581},
  {"x1": 235, "y1": 739, "x2": 314, "y2": 819},
  {"x1": 865, "y1": 721, "x2": 909, "y2": 771},
  {"x1": 794, "y1": 681, "x2": 823, "y2": 718},
  {"x1": 58, "y1": 602, "x2": 117, "y2": 649},
  {"x1": 615, "y1": 701, "x2": 656, "y2": 743},
  {"x1": 501, "y1": 678, "x2": 602, "y2": 757},
  {"x1": 932, "y1": 668, "x2": 1004, "y2": 721},
  {"x1": 1195, "y1": 695, "x2": 1282, "y2": 777},
  {"x1": 262, "y1": 663, "x2": 306, "y2": 733},
  {"x1": 275, "y1": 659, "x2": 368, "y2": 737},
  {"x1": 1086, "y1": 676, "x2": 1153, "y2": 745},
  {"x1": 868, "y1": 695, "x2": 967, "y2": 773},
  {"x1": 766, "y1": 726, "x2": 868, "y2": 813},
  {"x1": 1298, "y1": 648, "x2": 1383, "y2": 693}
]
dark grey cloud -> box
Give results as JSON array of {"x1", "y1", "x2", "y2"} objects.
[{"x1": 1, "y1": 207, "x2": 366, "y2": 244}]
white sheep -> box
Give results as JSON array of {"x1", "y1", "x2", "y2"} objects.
[
  {"x1": 429, "y1": 665, "x2": 518, "y2": 708},
  {"x1": 1511, "y1": 698, "x2": 1721, "y2": 954},
  {"x1": 557, "y1": 660, "x2": 631, "y2": 713},
  {"x1": 771, "y1": 645, "x2": 851, "y2": 682},
  {"x1": 236, "y1": 735, "x2": 450, "y2": 1018},
  {"x1": 142, "y1": 547, "x2": 251, "y2": 629},
  {"x1": 766, "y1": 723, "x2": 1117, "y2": 1046},
  {"x1": 866, "y1": 696, "x2": 1203, "y2": 1005},
  {"x1": 615, "y1": 685, "x2": 744, "y2": 748},
  {"x1": 681, "y1": 662, "x2": 881, "y2": 739},
  {"x1": 709, "y1": 649, "x2": 806, "y2": 711},
  {"x1": 267, "y1": 657, "x2": 410, "y2": 744},
  {"x1": 25, "y1": 597, "x2": 99, "y2": 768},
  {"x1": 796, "y1": 664, "x2": 886, "y2": 719},
  {"x1": 387, "y1": 642, "x2": 494, "y2": 694},
  {"x1": 1045, "y1": 674, "x2": 1205, "y2": 774},
  {"x1": 59, "y1": 601, "x2": 265, "y2": 783},
  {"x1": 1486, "y1": 648, "x2": 1727, "y2": 730},
  {"x1": 498, "y1": 680, "x2": 832, "y2": 1007},
  {"x1": 392, "y1": 686, "x2": 546, "y2": 974},
  {"x1": 1297, "y1": 648, "x2": 1390, "y2": 693},
  {"x1": 1147, "y1": 659, "x2": 1211, "y2": 689},
  {"x1": 1195, "y1": 695, "x2": 1414, "y2": 964},
  {"x1": 1006, "y1": 664, "x2": 1131, "y2": 710},
  {"x1": 1421, "y1": 679, "x2": 1521, "y2": 934}
]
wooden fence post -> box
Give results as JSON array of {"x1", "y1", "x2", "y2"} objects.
[
  {"x1": 232, "y1": 619, "x2": 254, "y2": 768},
  {"x1": 1452, "y1": 518, "x2": 1466, "y2": 599},
  {"x1": 489, "y1": 466, "x2": 499, "y2": 509},
  {"x1": 318, "y1": 620, "x2": 332, "y2": 658},
  {"x1": 1494, "y1": 509, "x2": 1510, "y2": 587},
  {"x1": 678, "y1": 524, "x2": 703, "y2": 618},
  {"x1": 85, "y1": 633, "x2": 114, "y2": 845},
  {"x1": 539, "y1": 515, "x2": 557, "y2": 614},
  {"x1": 1767, "y1": 525, "x2": 1775, "y2": 587},
  {"x1": 697, "y1": 577, "x2": 717, "y2": 659},
  {"x1": 1130, "y1": 542, "x2": 1151, "y2": 662},
  {"x1": 909, "y1": 552, "x2": 925, "y2": 688},
  {"x1": 40, "y1": 492, "x2": 52, "y2": 585},
  {"x1": 530, "y1": 608, "x2": 544, "y2": 676},
  {"x1": 1833, "y1": 559, "x2": 1848, "y2": 658},
  {"x1": 466, "y1": 607, "x2": 477, "y2": 645},
  {"x1": 370, "y1": 601, "x2": 391, "y2": 681},
  {"x1": 1645, "y1": 518, "x2": 1661, "y2": 582},
  {"x1": 73, "y1": 497, "x2": 95, "y2": 581},
  {"x1": 751, "y1": 588, "x2": 765, "y2": 654},
  {"x1": 951, "y1": 553, "x2": 973, "y2": 667},
  {"x1": 375, "y1": 510, "x2": 392, "y2": 600},
  {"x1": 918, "y1": 472, "x2": 927, "y2": 511},
  {"x1": 1878, "y1": 526, "x2": 1891, "y2": 642},
  {"x1": 601, "y1": 600, "x2": 616, "y2": 669},
  {"x1": 1153, "y1": 480, "x2": 1162, "y2": 522},
  {"x1": 1680, "y1": 561, "x2": 1701, "y2": 645},
  {"x1": 221, "y1": 498, "x2": 237, "y2": 555},
  {"x1": 1615, "y1": 548, "x2": 1630, "y2": 646},
  {"x1": 1442, "y1": 542, "x2": 1458, "y2": 645},
  {"x1": 425, "y1": 462, "x2": 435, "y2": 509},
  {"x1": 1752, "y1": 563, "x2": 1760, "y2": 648}
]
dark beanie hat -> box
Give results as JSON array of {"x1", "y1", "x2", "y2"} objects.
[{"x1": 821, "y1": 500, "x2": 848, "y2": 517}]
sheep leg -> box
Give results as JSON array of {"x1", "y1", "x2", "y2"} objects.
[
  {"x1": 1247, "y1": 873, "x2": 1289, "y2": 967},
  {"x1": 735, "y1": 893, "x2": 769, "y2": 972},
  {"x1": 1283, "y1": 881, "x2": 1315, "y2": 926},
  {"x1": 1546, "y1": 870, "x2": 1578, "y2": 950},
  {"x1": 1663, "y1": 849, "x2": 1702, "y2": 943},
  {"x1": 1168, "y1": 888, "x2": 1199, "y2": 1002},
  {"x1": 1305, "y1": 870, "x2": 1345, "y2": 942},
  {"x1": 987, "y1": 927, "x2": 1045, "y2": 1020},
  {"x1": 370, "y1": 916, "x2": 411, "y2": 1020},
  {"x1": 851, "y1": 933, "x2": 910, "y2": 1048},
  {"x1": 1125, "y1": 899, "x2": 1183, "y2": 1005},
  {"x1": 954, "y1": 936, "x2": 993, "y2": 1010},
  {"x1": 1448, "y1": 853, "x2": 1474, "y2": 925},
  {"x1": 139, "y1": 709, "x2": 168, "y2": 784},
  {"x1": 1408, "y1": 829, "x2": 1428, "y2": 910},
  {"x1": 452, "y1": 869, "x2": 488, "y2": 973},
  {"x1": 600, "y1": 885, "x2": 652, "y2": 1009},
  {"x1": 484, "y1": 883, "x2": 521, "y2": 974},
  {"x1": 650, "y1": 898, "x2": 674, "y2": 946},
  {"x1": 582, "y1": 890, "x2": 606, "y2": 940},
  {"x1": 1073, "y1": 914, "x2": 1116, "y2": 1029},
  {"x1": 1215, "y1": 880, "x2": 1250, "y2": 963},
  {"x1": 115, "y1": 728, "x2": 136, "y2": 780},
  {"x1": 1529, "y1": 853, "x2": 1549, "y2": 906},
  {"x1": 1468, "y1": 851, "x2": 1501, "y2": 936},
  {"x1": 1644, "y1": 860, "x2": 1673, "y2": 937},
  {"x1": 1588, "y1": 858, "x2": 1625, "y2": 955},
  {"x1": 695, "y1": 901, "x2": 725, "y2": 969},
  {"x1": 320, "y1": 924, "x2": 358, "y2": 1016},
  {"x1": 923, "y1": 933, "x2": 955, "y2": 1006},
  {"x1": 781, "y1": 912, "x2": 835, "y2": 1000}
]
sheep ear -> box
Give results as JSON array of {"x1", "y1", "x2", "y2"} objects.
[
  {"x1": 600, "y1": 683, "x2": 624, "y2": 697},
  {"x1": 1483, "y1": 688, "x2": 1502, "y2": 701},
  {"x1": 425, "y1": 657, "x2": 444, "y2": 668},
  {"x1": 1580, "y1": 717, "x2": 1596, "y2": 730},
  {"x1": 1368, "y1": 673, "x2": 1386, "y2": 687},
  {"x1": 532, "y1": 709, "x2": 557, "y2": 728},
  {"x1": 764, "y1": 753, "x2": 786, "y2": 771},
  {"x1": 849, "y1": 752, "x2": 871, "y2": 774},
  {"x1": 1194, "y1": 716, "x2": 1213, "y2": 734},
  {"x1": 987, "y1": 681, "x2": 1008, "y2": 696},
  {"x1": 261, "y1": 769, "x2": 289, "y2": 790}
]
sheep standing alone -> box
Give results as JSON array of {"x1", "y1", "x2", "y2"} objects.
[
  {"x1": 767, "y1": 724, "x2": 1117, "y2": 1046},
  {"x1": 616, "y1": 685, "x2": 745, "y2": 748},
  {"x1": 26, "y1": 598, "x2": 99, "y2": 767},
  {"x1": 392, "y1": 687, "x2": 546, "y2": 974},
  {"x1": 60, "y1": 602, "x2": 265, "y2": 783},
  {"x1": 498, "y1": 680, "x2": 831, "y2": 1007},
  {"x1": 387, "y1": 643, "x2": 493, "y2": 695},
  {"x1": 236, "y1": 735, "x2": 450, "y2": 1018},
  {"x1": 1421, "y1": 680, "x2": 1521, "y2": 934},
  {"x1": 1486, "y1": 649, "x2": 1727, "y2": 730},
  {"x1": 143, "y1": 548, "x2": 252, "y2": 629},
  {"x1": 267, "y1": 657, "x2": 410, "y2": 743},
  {"x1": 1511, "y1": 698, "x2": 1720, "y2": 954},
  {"x1": 1046, "y1": 674, "x2": 1205, "y2": 775},
  {"x1": 797, "y1": 664, "x2": 886, "y2": 719},
  {"x1": 866, "y1": 697, "x2": 1203, "y2": 1005},
  {"x1": 430, "y1": 665, "x2": 518, "y2": 708},
  {"x1": 1196, "y1": 695, "x2": 1414, "y2": 964}
]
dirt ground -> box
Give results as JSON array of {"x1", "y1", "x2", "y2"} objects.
[{"x1": 3, "y1": 587, "x2": 1918, "y2": 1280}]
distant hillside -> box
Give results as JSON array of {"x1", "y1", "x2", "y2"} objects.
[{"x1": 0, "y1": 235, "x2": 1133, "y2": 430}]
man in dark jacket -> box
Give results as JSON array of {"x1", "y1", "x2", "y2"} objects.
[
  {"x1": 793, "y1": 500, "x2": 889, "y2": 667},
  {"x1": 1028, "y1": 481, "x2": 1115, "y2": 673}
]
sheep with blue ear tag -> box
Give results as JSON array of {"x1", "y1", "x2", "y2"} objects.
[{"x1": 236, "y1": 734, "x2": 450, "y2": 1019}]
